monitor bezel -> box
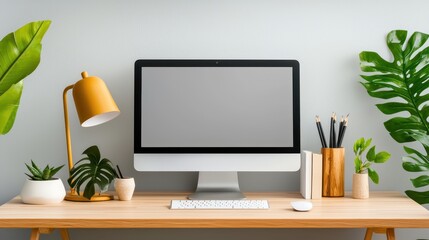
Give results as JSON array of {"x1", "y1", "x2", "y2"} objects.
[{"x1": 134, "y1": 59, "x2": 300, "y2": 154}]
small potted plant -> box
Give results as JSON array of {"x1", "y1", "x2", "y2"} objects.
[
  {"x1": 68, "y1": 145, "x2": 118, "y2": 200},
  {"x1": 20, "y1": 160, "x2": 65, "y2": 204},
  {"x1": 352, "y1": 137, "x2": 391, "y2": 199}
]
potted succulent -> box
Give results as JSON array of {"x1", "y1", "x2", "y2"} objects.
[
  {"x1": 0, "y1": 20, "x2": 50, "y2": 135},
  {"x1": 20, "y1": 160, "x2": 65, "y2": 204},
  {"x1": 352, "y1": 137, "x2": 391, "y2": 199},
  {"x1": 68, "y1": 145, "x2": 118, "y2": 200}
]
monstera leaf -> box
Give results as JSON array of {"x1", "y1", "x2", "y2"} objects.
[
  {"x1": 68, "y1": 146, "x2": 118, "y2": 200},
  {"x1": 0, "y1": 20, "x2": 51, "y2": 135},
  {"x1": 360, "y1": 30, "x2": 429, "y2": 204}
]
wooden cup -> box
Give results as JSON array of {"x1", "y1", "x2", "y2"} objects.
[{"x1": 322, "y1": 148, "x2": 345, "y2": 197}]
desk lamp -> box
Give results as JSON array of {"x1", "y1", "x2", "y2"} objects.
[{"x1": 63, "y1": 71, "x2": 120, "y2": 201}]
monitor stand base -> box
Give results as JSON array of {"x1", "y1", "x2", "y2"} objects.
[{"x1": 188, "y1": 171, "x2": 246, "y2": 200}]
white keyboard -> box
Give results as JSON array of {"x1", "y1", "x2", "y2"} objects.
[{"x1": 170, "y1": 199, "x2": 269, "y2": 209}]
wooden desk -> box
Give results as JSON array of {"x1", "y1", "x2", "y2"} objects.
[{"x1": 0, "y1": 192, "x2": 428, "y2": 239}]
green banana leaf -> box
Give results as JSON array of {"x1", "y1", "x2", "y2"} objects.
[
  {"x1": 360, "y1": 30, "x2": 429, "y2": 204},
  {"x1": 0, "y1": 20, "x2": 51, "y2": 135},
  {"x1": 0, "y1": 81, "x2": 23, "y2": 134}
]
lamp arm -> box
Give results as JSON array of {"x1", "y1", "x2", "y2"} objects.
[{"x1": 63, "y1": 84, "x2": 75, "y2": 173}]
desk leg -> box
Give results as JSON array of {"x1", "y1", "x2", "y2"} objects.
[
  {"x1": 386, "y1": 228, "x2": 395, "y2": 240},
  {"x1": 60, "y1": 228, "x2": 71, "y2": 240},
  {"x1": 364, "y1": 228, "x2": 395, "y2": 240},
  {"x1": 30, "y1": 228, "x2": 70, "y2": 240},
  {"x1": 30, "y1": 229, "x2": 41, "y2": 240}
]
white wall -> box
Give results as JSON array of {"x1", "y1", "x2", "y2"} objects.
[{"x1": 1, "y1": 0, "x2": 429, "y2": 239}]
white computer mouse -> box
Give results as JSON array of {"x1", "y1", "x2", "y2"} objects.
[{"x1": 290, "y1": 201, "x2": 313, "y2": 211}]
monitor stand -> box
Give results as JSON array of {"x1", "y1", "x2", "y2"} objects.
[{"x1": 188, "y1": 171, "x2": 246, "y2": 200}]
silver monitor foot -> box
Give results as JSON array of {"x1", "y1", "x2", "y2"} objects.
[{"x1": 188, "y1": 171, "x2": 246, "y2": 200}]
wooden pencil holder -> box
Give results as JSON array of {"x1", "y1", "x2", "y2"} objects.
[{"x1": 322, "y1": 148, "x2": 345, "y2": 197}]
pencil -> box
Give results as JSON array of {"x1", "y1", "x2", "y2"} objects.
[
  {"x1": 116, "y1": 165, "x2": 124, "y2": 179},
  {"x1": 337, "y1": 116, "x2": 344, "y2": 148},
  {"x1": 315, "y1": 116, "x2": 327, "y2": 148},
  {"x1": 337, "y1": 115, "x2": 348, "y2": 147},
  {"x1": 333, "y1": 113, "x2": 337, "y2": 148},
  {"x1": 329, "y1": 113, "x2": 334, "y2": 148}
]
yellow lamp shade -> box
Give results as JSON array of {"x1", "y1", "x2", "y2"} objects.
[{"x1": 72, "y1": 72, "x2": 120, "y2": 127}]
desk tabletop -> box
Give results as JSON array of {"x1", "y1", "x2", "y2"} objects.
[{"x1": 0, "y1": 192, "x2": 428, "y2": 229}]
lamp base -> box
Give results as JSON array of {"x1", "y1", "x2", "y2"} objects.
[{"x1": 64, "y1": 190, "x2": 114, "y2": 202}]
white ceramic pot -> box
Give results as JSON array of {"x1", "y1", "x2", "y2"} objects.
[
  {"x1": 20, "y1": 178, "x2": 66, "y2": 204},
  {"x1": 114, "y1": 178, "x2": 135, "y2": 201},
  {"x1": 352, "y1": 173, "x2": 369, "y2": 199}
]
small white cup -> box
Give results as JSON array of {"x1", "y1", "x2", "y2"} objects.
[{"x1": 114, "y1": 177, "x2": 135, "y2": 201}]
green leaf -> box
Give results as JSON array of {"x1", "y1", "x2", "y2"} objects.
[
  {"x1": 376, "y1": 102, "x2": 416, "y2": 115},
  {"x1": 363, "y1": 162, "x2": 371, "y2": 169},
  {"x1": 353, "y1": 138, "x2": 360, "y2": 155},
  {"x1": 0, "y1": 81, "x2": 23, "y2": 134},
  {"x1": 359, "y1": 51, "x2": 400, "y2": 74},
  {"x1": 0, "y1": 20, "x2": 50, "y2": 135},
  {"x1": 403, "y1": 146, "x2": 429, "y2": 164},
  {"x1": 26, "y1": 160, "x2": 42, "y2": 178},
  {"x1": 357, "y1": 142, "x2": 363, "y2": 155},
  {"x1": 362, "y1": 138, "x2": 372, "y2": 155},
  {"x1": 374, "y1": 151, "x2": 391, "y2": 163},
  {"x1": 402, "y1": 161, "x2": 429, "y2": 172},
  {"x1": 83, "y1": 180, "x2": 96, "y2": 200},
  {"x1": 0, "y1": 21, "x2": 51, "y2": 94},
  {"x1": 49, "y1": 165, "x2": 64, "y2": 177},
  {"x1": 355, "y1": 157, "x2": 362, "y2": 173},
  {"x1": 83, "y1": 146, "x2": 101, "y2": 163},
  {"x1": 387, "y1": 30, "x2": 408, "y2": 59},
  {"x1": 405, "y1": 190, "x2": 429, "y2": 204},
  {"x1": 366, "y1": 146, "x2": 376, "y2": 162},
  {"x1": 42, "y1": 166, "x2": 51, "y2": 180},
  {"x1": 408, "y1": 130, "x2": 429, "y2": 147},
  {"x1": 410, "y1": 175, "x2": 429, "y2": 188},
  {"x1": 368, "y1": 168, "x2": 379, "y2": 184},
  {"x1": 403, "y1": 32, "x2": 429, "y2": 58},
  {"x1": 25, "y1": 164, "x2": 41, "y2": 179}
]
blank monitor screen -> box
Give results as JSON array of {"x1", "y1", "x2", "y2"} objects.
[{"x1": 134, "y1": 60, "x2": 300, "y2": 155}]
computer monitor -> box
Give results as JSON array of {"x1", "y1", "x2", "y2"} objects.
[{"x1": 134, "y1": 59, "x2": 300, "y2": 200}]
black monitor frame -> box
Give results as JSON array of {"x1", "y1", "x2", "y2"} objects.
[{"x1": 134, "y1": 59, "x2": 300, "y2": 154}]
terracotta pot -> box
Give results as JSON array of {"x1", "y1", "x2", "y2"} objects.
[
  {"x1": 352, "y1": 173, "x2": 369, "y2": 199},
  {"x1": 20, "y1": 178, "x2": 66, "y2": 204}
]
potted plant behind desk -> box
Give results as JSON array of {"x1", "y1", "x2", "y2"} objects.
[
  {"x1": 20, "y1": 161, "x2": 65, "y2": 204},
  {"x1": 360, "y1": 30, "x2": 429, "y2": 204}
]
